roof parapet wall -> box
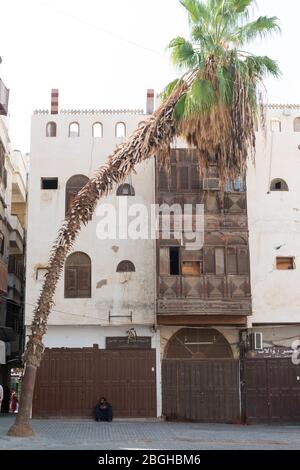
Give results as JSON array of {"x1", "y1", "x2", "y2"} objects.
[{"x1": 34, "y1": 109, "x2": 145, "y2": 116}]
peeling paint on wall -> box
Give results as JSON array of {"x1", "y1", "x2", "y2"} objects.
[{"x1": 96, "y1": 279, "x2": 108, "y2": 289}]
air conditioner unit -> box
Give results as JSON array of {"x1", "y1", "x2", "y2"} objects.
[
  {"x1": 203, "y1": 178, "x2": 220, "y2": 190},
  {"x1": 250, "y1": 332, "x2": 263, "y2": 351}
]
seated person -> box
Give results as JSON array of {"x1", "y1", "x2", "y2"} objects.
[{"x1": 95, "y1": 397, "x2": 113, "y2": 422}]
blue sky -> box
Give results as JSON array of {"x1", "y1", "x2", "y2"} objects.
[{"x1": 0, "y1": 0, "x2": 299, "y2": 151}]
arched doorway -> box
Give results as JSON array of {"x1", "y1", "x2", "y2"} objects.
[{"x1": 162, "y1": 328, "x2": 240, "y2": 423}]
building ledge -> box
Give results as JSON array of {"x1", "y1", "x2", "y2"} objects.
[{"x1": 157, "y1": 314, "x2": 248, "y2": 327}]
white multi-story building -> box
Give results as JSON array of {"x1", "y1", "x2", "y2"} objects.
[
  {"x1": 25, "y1": 90, "x2": 160, "y2": 418},
  {"x1": 26, "y1": 92, "x2": 300, "y2": 424},
  {"x1": 247, "y1": 106, "x2": 300, "y2": 349}
]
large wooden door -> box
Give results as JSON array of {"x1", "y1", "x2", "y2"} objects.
[
  {"x1": 33, "y1": 348, "x2": 156, "y2": 418},
  {"x1": 162, "y1": 328, "x2": 240, "y2": 423},
  {"x1": 245, "y1": 358, "x2": 300, "y2": 424},
  {"x1": 162, "y1": 358, "x2": 240, "y2": 423}
]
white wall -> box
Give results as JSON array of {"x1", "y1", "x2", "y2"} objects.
[
  {"x1": 247, "y1": 107, "x2": 300, "y2": 325},
  {"x1": 25, "y1": 112, "x2": 156, "y2": 328}
]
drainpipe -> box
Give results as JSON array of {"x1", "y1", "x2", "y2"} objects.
[{"x1": 239, "y1": 329, "x2": 248, "y2": 424}]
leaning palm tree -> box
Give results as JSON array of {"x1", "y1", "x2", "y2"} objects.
[{"x1": 8, "y1": 0, "x2": 280, "y2": 437}]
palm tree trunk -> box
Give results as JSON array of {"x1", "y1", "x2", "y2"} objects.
[{"x1": 7, "y1": 83, "x2": 187, "y2": 437}]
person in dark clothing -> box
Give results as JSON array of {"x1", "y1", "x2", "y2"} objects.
[
  {"x1": 95, "y1": 397, "x2": 113, "y2": 422},
  {"x1": 1, "y1": 386, "x2": 11, "y2": 413}
]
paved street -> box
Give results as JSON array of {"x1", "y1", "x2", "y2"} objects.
[{"x1": 0, "y1": 416, "x2": 299, "y2": 450}]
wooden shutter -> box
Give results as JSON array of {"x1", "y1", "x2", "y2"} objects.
[
  {"x1": 204, "y1": 248, "x2": 215, "y2": 274},
  {"x1": 65, "y1": 267, "x2": 77, "y2": 297},
  {"x1": 159, "y1": 169, "x2": 168, "y2": 190},
  {"x1": 215, "y1": 248, "x2": 225, "y2": 275},
  {"x1": 171, "y1": 165, "x2": 177, "y2": 190},
  {"x1": 159, "y1": 248, "x2": 170, "y2": 275},
  {"x1": 238, "y1": 248, "x2": 249, "y2": 275},
  {"x1": 179, "y1": 167, "x2": 189, "y2": 190},
  {"x1": 227, "y1": 248, "x2": 237, "y2": 274},
  {"x1": 191, "y1": 165, "x2": 201, "y2": 190},
  {"x1": 78, "y1": 266, "x2": 91, "y2": 297}
]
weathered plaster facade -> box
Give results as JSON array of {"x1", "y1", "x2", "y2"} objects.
[{"x1": 247, "y1": 106, "x2": 300, "y2": 347}]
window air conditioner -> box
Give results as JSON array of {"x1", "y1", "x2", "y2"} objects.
[
  {"x1": 250, "y1": 332, "x2": 263, "y2": 351},
  {"x1": 203, "y1": 178, "x2": 220, "y2": 190}
]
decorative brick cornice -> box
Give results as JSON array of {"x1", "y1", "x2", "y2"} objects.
[{"x1": 34, "y1": 109, "x2": 144, "y2": 116}]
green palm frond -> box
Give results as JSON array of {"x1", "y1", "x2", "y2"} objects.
[
  {"x1": 180, "y1": 0, "x2": 210, "y2": 24},
  {"x1": 235, "y1": 16, "x2": 281, "y2": 46},
  {"x1": 185, "y1": 78, "x2": 217, "y2": 115},
  {"x1": 168, "y1": 36, "x2": 199, "y2": 70},
  {"x1": 245, "y1": 55, "x2": 281, "y2": 79},
  {"x1": 161, "y1": 78, "x2": 184, "y2": 102},
  {"x1": 227, "y1": 0, "x2": 253, "y2": 14}
]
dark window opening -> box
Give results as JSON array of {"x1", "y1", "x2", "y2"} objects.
[
  {"x1": 41, "y1": 178, "x2": 58, "y2": 190},
  {"x1": 170, "y1": 247, "x2": 180, "y2": 276},
  {"x1": 116, "y1": 260, "x2": 135, "y2": 273},
  {"x1": 116, "y1": 184, "x2": 135, "y2": 196},
  {"x1": 0, "y1": 231, "x2": 4, "y2": 255},
  {"x1": 46, "y1": 122, "x2": 57, "y2": 137},
  {"x1": 270, "y1": 179, "x2": 289, "y2": 192}
]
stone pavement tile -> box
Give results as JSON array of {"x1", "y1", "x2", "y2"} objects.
[{"x1": 1, "y1": 417, "x2": 300, "y2": 450}]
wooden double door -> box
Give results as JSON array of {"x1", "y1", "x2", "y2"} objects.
[{"x1": 33, "y1": 348, "x2": 157, "y2": 418}]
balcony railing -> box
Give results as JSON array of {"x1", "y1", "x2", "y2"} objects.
[
  {"x1": 157, "y1": 274, "x2": 252, "y2": 316},
  {"x1": 0, "y1": 79, "x2": 9, "y2": 116}
]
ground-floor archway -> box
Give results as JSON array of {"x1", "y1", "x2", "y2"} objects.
[{"x1": 162, "y1": 328, "x2": 240, "y2": 423}]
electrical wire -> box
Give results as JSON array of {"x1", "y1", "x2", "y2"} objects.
[{"x1": 39, "y1": 1, "x2": 167, "y2": 59}]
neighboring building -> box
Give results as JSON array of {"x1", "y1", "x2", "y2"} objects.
[
  {"x1": 26, "y1": 90, "x2": 159, "y2": 418},
  {"x1": 0, "y1": 76, "x2": 28, "y2": 388},
  {"x1": 245, "y1": 105, "x2": 300, "y2": 424},
  {"x1": 6, "y1": 150, "x2": 28, "y2": 367},
  {"x1": 0, "y1": 79, "x2": 10, "y2": 382}
]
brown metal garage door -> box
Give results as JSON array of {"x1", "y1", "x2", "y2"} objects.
[
  {"x1": 33, "y1": 348, "x2": 156, "y2": 418},
  {"x1": 245, "y1": 358, "x2": 300, "y2": 424},
  {"x1": 162, "y1": 359, "x2": 241, "y2": 423}
]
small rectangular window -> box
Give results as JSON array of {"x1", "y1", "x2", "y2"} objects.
[
  {"x1": 41, "y1": 178, "x2": 58, "y2": 190},
  {"x1": 182, "y1": 261, "x2": 201, "y2": 276},
  {"x1": 170, "y1": 247, "x2": 180, "y2": 276},
  {"x1": 276, "y1": 257, "x2": 295, "y2": 270}
]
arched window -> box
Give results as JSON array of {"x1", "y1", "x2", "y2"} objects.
[
  {"x1": 46, "y1": 122, "x2": 57, "y2": 137},
  {"x1": 0, "y1": 231, "x2": 4, "y2": 255},
  {"x1": 65, "y1": 174, "x2": 89, "y2": 215},
  {"x1": 116, "y1": 122, "x2": 126, "y2": 138},
  {"x1": 294, "y1": 118, "x2": 300, "y2": 132},
  {"x1": 270, "y1": 178, "x2": 289, "y2": 192},
  {"x1": 116, "y1": 260, "x2": 135, "y2": 273},
  {"x1": 69, "y1": 122, "x2": 80, "y2": 138},
  {"x1": 116, "y1": 183, "x2": 135, "y2": 196},
  {"x1": 271, "y1": 118, "x2": 281, "y2": 132},
  {"x1": 92, "y1": 122, "x2": 103, "y2": 138},
  {"x1": 65, "y1": 252, "x2": 91, "y2": 298}
]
